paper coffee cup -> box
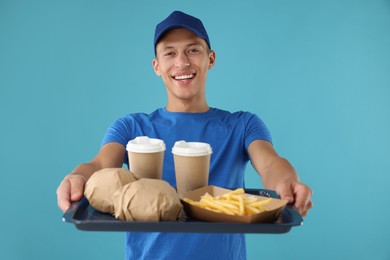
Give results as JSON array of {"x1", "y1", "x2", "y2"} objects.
[
  {"x1": 126, "y1": 136, "x2": 166, "y2": 179},
  {"x1": 172, "y1": 141, "x2": 212, "y2": 198}
]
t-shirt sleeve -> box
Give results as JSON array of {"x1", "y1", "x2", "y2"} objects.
[
  {"x1": 100, "y1": 116, "x2": 132, "y2": 148},
  {"x1": 244, "y1": 112, "x2": 272, "y2": 150}
]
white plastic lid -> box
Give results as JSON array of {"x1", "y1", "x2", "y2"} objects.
[
  {"x1": 126, "y1": 136, "x2": 166, "y2": 153},
  {"x1": 171, "y1": 141, "x2": 213, "y2": 157}
]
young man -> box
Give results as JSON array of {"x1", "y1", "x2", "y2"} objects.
[{"x1": 57, "y1": 11, "x2": 312, "y2": 259}]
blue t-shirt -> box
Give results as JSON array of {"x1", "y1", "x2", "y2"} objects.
[{"x1": 101, "y1": 107, "x2": 272, "y2": 260}]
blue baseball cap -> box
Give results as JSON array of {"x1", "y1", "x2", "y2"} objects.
[{"x1": 154, "y1": 11, "x2": 211, "y2": 54}]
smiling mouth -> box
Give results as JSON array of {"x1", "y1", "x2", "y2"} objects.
[{"x1": 172, "y1": 73, "x2": 195, "y2": 80}]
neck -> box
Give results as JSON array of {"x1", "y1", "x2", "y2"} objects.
[{"x1": 165, "y1": 99, "x2": 209, "y2": 113}]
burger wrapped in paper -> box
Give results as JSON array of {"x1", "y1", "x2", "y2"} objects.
[
  {"x1": 84, "y1": 168, "x2": 137, "y2": 214},
  {"x1": 113, "y1": 178, "x2": 183, "y2": 222}
]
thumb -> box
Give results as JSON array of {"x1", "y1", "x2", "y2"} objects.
[
  {"x1": 68, "y1": 175, "x2": 86, "y2": 201},
  {"x1": 275, "y1": 182, "x2": 294, "y2": 204}
]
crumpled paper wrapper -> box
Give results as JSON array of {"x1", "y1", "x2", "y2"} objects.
[
  {"x1": 84, "y1": 168, "x2": 137, "y2": 214},
  {"x1": 113, "y1": 178, "x2": 183, "y2": 222}
]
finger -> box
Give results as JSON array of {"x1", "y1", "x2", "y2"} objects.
[
  {"x1": 275, "y1": 182, "x2": 294, "y2": 203},
  {"x1": 57, "y1": 179, "x2": 71, "y2": 212},
  {"x1": 303, "y1": 200, "x2": 313, "y2": 215},
  {"x1": 292, "y1": 183, "x2": 313, "y2": 215},
  {"x1": 68, "y1": 175, "x2": 86, "y2": 201},
  {"x1": 299, "y1": 199, "x2": 313, "y2": 217}
]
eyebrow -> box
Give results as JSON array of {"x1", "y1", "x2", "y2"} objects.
[{"x1": 160, "y1": 41, "x2": 203, "y2": 53}]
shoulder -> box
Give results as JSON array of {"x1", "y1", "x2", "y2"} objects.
[
  {"x1": 116, "y1": 109, "x2": 161, "y2": 123},
  {"x1": 211, "y1": 108, "x2": 259, "y2": 122}
]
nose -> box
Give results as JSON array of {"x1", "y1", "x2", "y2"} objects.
[{"x1": 174, "y1": 53, "x2": 190, "y2": 69}]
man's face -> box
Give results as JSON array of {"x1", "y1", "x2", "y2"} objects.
[{"x1": 152, "y1": 28, "x2": 215, "y2": 104}]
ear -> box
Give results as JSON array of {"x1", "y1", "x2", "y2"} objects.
[
  {"x1": 208, "y1": 50, "x2": 216, "y2": 70},
  {"x1": 152, "y1": 58, "x2": 161, "y2": 76}
]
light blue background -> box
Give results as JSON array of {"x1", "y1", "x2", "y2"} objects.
[{"x1": 1, "y1": 1, "x2": 389, "y2": 259}]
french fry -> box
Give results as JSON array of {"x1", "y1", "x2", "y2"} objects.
[
  {"x1": 201, "y1": 199, "x2": 236, "y2": 215},
  {"x1": 249, "y1": 198, "x2": 272, "y2": 207},
  {"x1": 245, "y1": 205, "x2": 261, "y2": 215},
  {"x1": 184, "y1": 188, "x2": 273, "y2": 216}
]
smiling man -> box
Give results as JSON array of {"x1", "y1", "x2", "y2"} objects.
[
  {"x1": 153, "y1": 27, "x2": 215, "y2": 112},
  {"x1": 57, "y1": 11, "x2": 313, "y2": 260}
]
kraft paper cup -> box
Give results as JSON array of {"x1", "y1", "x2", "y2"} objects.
[
  {"x1": 126, "y1": 136, "x2": 166, "y2": 179},
  {"x1": 172, "y1": 141, "x2": 212, "y2": 198}
]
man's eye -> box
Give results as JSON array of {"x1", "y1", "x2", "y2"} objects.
[
  {"x1": 188, "y1": 48, "x2": 200, "y2": 54},
  {"x1": 164, "y1": 52, "x2": 175, "y2": 57}
]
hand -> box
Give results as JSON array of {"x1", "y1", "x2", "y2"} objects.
[
  {"x1": 275, "y1": 181, "x2": 313, "y2": 216},
  {"x1": 56, "y1": 174, "x2": 87, "y2": 212}
]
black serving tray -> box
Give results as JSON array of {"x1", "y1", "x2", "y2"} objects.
[{"x1": 62, "y1": 189, "x2": 303, "y2": 234}]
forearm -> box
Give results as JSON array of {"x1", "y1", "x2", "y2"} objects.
[
  {"x1": 248, "y1": 140, "x2": 299, "y2": 189},
  {"x1": 69, "y1": 161, "x2": 102, "y2": 181},
  {"x1": 260, "y1": 157, "x2": 300, "y2": 190},
  {"x1": 248, "y1": 140, "x2": 312, "y2": 215},
  {"x1": 68, "y1": 142, "x2": 126, "y2": 180}
]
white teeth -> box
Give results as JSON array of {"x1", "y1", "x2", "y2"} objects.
[{"x1": 174, "y1": 74, "x2": 194, "y2": 80}]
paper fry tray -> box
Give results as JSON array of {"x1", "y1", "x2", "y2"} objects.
[{"x1": 62, "y1": 189, "x2": 303, "y2": 234}]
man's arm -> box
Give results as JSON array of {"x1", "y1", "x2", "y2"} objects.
[
  {"x1": 248, "y1": 140, "x2": 313, "y2": 216},
  {"x1": 56, "y1": 142, "x2": 126, "y2": 212}
]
